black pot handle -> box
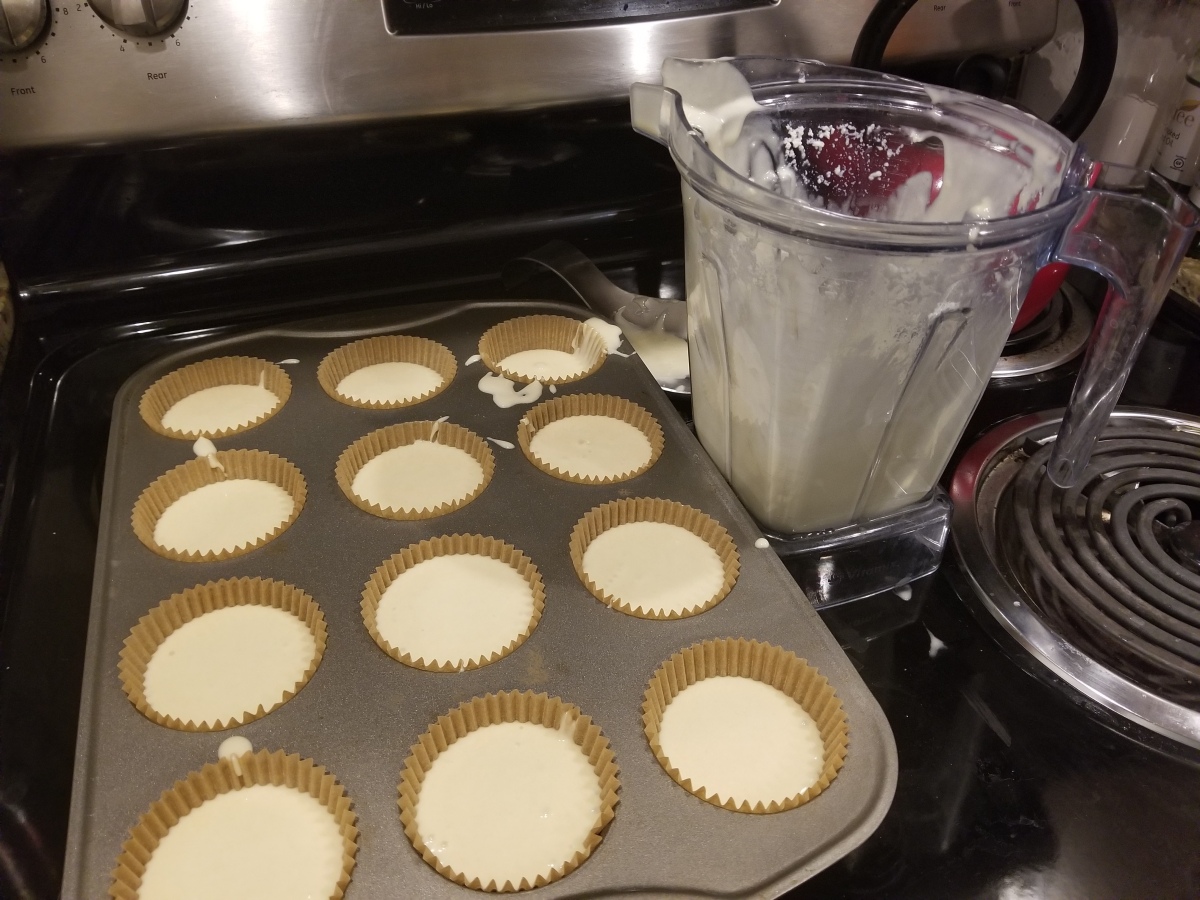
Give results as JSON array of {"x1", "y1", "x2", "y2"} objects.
[{"x1": 850, "y1": 0, "x2": 1118, "y2": 141}]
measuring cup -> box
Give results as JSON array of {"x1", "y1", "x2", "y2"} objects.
[{"x1": 631, "y1": 57, "x2": 1198, "y2": 536}]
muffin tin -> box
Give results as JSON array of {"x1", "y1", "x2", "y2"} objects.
[{"x1": 63, "y1": 300, "x2": 897, "y2": 899}]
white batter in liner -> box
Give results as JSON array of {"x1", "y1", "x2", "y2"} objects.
[
  {"x1": 374, "y1": 554, "x2": 536, "y2": 668},
  {"x1": 351, "y1": 441, "x2": 484, "y2": 514},
  {"x1": 581, "y1": 520, "x2": 725, "y2": 616},
  {"x1": 657, "y1": 676, "x2": 825, "y2": 807},
  {"x1": 336, "y1": 361, "x2": 444, "y2": 405},
  {"x1": 498, "y1": 347, "x2": 593, "y2": 382},
  {"x1": 136, "y1": 784, "x2": 345, "y2": 900},
  {"x1": 142, "y1": 605, "x2": 317, "y2": 726},
  {"x1": 160, "y1": 383, "x2": 279, "y2": 436},
  {"x1": 415, "y1": 720, "x2": 602, "y2": 890},
  {"x1": 153, "y1": 479, "x2": 295, "y2": 556},
  {"x1": 528, "y1": 414, "x2": 652, "y2": 480}
]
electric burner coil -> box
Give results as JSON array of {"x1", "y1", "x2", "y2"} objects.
[
  {"x1": 949, "y1": 409, "x2": 1200, "y2": 749},
  {"x1": 998, "y1": 429, "x2": 1200, "y2": 707}
]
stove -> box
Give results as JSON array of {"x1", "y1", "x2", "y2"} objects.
[
  {"x1": 3, "y1": 7, "x2": 1200, "y2": 896},
  {"x1": 990, "y1": 286, "x2": 1092, "y2": 383},
  {"x1": 5, "y1": 234, "x2": 1200, "y2": 900},
  {"x1": 951, "y1": 409, "x2": 1200, "y2": 749}
]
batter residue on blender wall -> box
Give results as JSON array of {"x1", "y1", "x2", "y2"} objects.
[{"x1": 659, "y1": 59, "x2": 1059, "y2": 533}]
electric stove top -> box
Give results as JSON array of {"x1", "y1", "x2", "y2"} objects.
[
  {"x1": 3, "y1": 108, "x2": 1200, "y2": 899},
  {"x1": 4, "y1": 283, "x2": 1200, "y2": 900}
]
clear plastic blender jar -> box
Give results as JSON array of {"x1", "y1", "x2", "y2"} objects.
[{"x1": 632, "y1": 57, "x2": 1199, "y2": 536}]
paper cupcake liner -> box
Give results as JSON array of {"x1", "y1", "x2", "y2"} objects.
[
  {"x1": 334, "y1": 420, "x2": 494, "y2": 520},
  {"x1": 317, "y1": 335, "x2": 457, "y2": 409},
  {"x1": 569, "y1": 497, "x2": 740, "y2": 619},
  {"x1": 361, "y1": 534, "x2": 545, "y2": 672},
  {"x1": 641, "y1": 638, "x2": 849, "y2": 814},
  {"x1": 478, "y1": 315, "x2": 607, "y2": 385},
  {"x1": 517, "y1": 393, "x2": 665, "y2": 485},
  {"x1": 109, "y1": 748, "x2": 358, "y2": 900},
  {"x1": 398, "y1": 691, "x2": 620, "y2": 893},
  {"x1": 139, "y1": 357, "x2": 291, "y2": 439},
  {"x1": 118, "y1": 577, "x2": 327, "y2": 731},
  {"x1": 131, "y1": 450, "x2": 307, "y2": 562}
]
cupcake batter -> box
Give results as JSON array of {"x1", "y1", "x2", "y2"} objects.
[
  {"x1": 657, "y1": 676, "x2": 825, "y2": 806},
  {"x1": 351, "y1": 441, "x2": 483, "y2": 513},
  {"x1": 160, "y1": 383, "x2": 278, "y2": 435},
  {"x1": 416, "y1": 720, "x2": 601, "y2": 889},
  {"x1": 137, "y1": 784, "x2": 344, "y2": 900},
  {"x1": 153, "y1": 480, "x2": 294, "y2": 556},
  {"x1": 375, "y1": 554, "x2": 536, "y2": 668},
  {"x1": 336, "y1": 361, "x2": 443, "y2": 405},
  {"x1": 529, "y1": 414, "x2": 652, "y2": 480},
  {"x1": 583, "y1": 317, "x2": 624, "y2": 354},
  {"x1": 143, "y1": 605, "x2": 316, "y2": 726},
  {"x1": 498, "y1": 347, "x2": 593, "y2": 381},
  {"x1": 582, "y1": 521, "x2": 724, "y2": 615},
  {"x1": 478, "y1": 372, "x2": 543, "y2": 409}
]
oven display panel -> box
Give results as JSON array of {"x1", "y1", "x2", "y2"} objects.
[{"x1": 383, "y1": 0, "x2": 772, "y2": 34}]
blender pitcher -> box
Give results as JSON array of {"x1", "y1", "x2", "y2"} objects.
[{"x1": 631, "y1": 57, "x2": 1199, "y2": 537}]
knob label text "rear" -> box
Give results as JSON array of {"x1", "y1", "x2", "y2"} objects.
[{"x1": 147, "y1": 72, "x2": 167, "y2": 81}]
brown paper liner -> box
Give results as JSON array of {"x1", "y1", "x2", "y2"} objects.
[
  {"x1": 131, "y1": 450, "x2": 306, "y2": 562},
  {"x1": 517, "y1": 393, "x2": 665, "y2": 485},
  {"x1": 118, "y1": 578, "x2": 327, "y2": 731},
  {"x1": 398, "y1": 691, "x2": 620, "y2": 893},
  {"x1": 316, "y1": 335, "x2": 457, "y2": 409},
  {"x1": 478, "y1": 315, "x2": 607, "y2": 385},
  {"x1": 361, "y1": 535, "x2": 545, "y2": 672},
  {"x1": 109, "y1": 749, "x2": 358, "y2": 900},
  {"x1": 139, "y1": 357, "x2": 291, "y2": 439},
  {"x1": 569, "y1": 497, "x2": 740, "y2": 619},
  {"x1": 641, "y1": 638, "x2": 849, "y2": 814},
  {"x1": 334, "y1": 420, "x2": 494, "y2": 520}
]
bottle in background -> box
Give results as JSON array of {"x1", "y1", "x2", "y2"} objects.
[
  {"x1": 1153, "y1": 52, "x2": 1200, "y2": 190},
  {"x1": 1023, "y1": 0, "x2": 1200, "y2": 168}
]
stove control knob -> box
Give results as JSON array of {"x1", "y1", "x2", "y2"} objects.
[
  {"x1": 0, "y1": 0, "x2": 48, "y2": 52},
  {"x1": 87, "y1": 0, "x2": 185, "y2": 37}
]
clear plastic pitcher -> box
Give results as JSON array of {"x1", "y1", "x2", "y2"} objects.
[{"x1": 631, "y1": 57, "x2": 1199, "y2": 535}]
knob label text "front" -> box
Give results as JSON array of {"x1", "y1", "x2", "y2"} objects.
[{"x1": 10, "y1": 86, "x2": 35, "y2": 95}]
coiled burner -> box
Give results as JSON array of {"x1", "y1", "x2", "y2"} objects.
[{"x1": 998, "y1": 428, "x2": 1200, "y2": 707}]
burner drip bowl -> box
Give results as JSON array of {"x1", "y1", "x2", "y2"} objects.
[
  {"x1": 999, "y1": 429, "x2": 1200, "y2": 708},
  {"x1": 950, "y1": 409, "x2": 1200, "y2": 748}
]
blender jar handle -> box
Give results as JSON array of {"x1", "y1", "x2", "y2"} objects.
[{"x1": 1047, "y1": 163, "x2": 1199, "y2": 487}]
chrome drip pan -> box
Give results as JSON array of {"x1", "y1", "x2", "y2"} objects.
[{"x1": 948, "y1": 408, "x2": 1200, "y2": 750}]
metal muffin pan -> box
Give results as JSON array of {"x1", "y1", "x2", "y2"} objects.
[{"x1": 62, "y1": 300, "x2": 898, "y2": 899}]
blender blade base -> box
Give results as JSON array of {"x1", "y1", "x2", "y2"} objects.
[{"x1": 767, "y1": 489, "x2": 951, "y2": 608}]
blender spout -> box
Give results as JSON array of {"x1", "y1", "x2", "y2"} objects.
[
  {"x1": 1047, "y1": 163, "x2": 1200, "y2": 487},
  {"x1": 630, "y1": 82, "x2": 674, "y2": 144}
]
